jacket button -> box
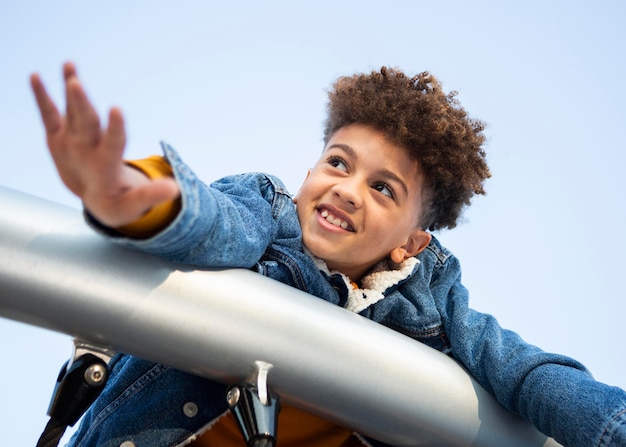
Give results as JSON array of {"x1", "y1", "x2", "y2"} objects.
[
  {"x1": 119, "y1": 442, "x2": 135, "y2": 447},
  {"x1": 183, "y1": 401, "x2": 199, "y2": 418}
]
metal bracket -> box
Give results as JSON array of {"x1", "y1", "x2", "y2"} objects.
[
  {"x1": 226, "y1": 361, "x2": 281, "y2": 447},
  {"x1": 46, "y1": 339, "x2": 116, "y2": 427}
]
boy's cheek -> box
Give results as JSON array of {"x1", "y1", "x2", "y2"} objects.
[
  {"x1": 293, "y1": 169, "x2": 314, "y2": 202},
  {"x1": 294, "y1": 201, "x2": 306, "y2": 231}
]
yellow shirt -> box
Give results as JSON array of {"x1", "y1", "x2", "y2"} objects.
[{"x1": 193, "y1": 404, "x2": 363, "y2": 447}]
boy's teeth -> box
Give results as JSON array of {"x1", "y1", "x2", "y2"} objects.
[{"x1": 320, "y1": 209, "x2": 349, "y2": 229}]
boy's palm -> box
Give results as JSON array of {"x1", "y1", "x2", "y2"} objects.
[{"x1": 30, "y1": 63, "x2": 179, "y2": 228}]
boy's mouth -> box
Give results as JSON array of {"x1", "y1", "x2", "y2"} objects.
[{"x1": 319, "y1": 208, "x2": 355, "y2": 232}]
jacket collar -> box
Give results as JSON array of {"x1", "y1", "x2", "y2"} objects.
[{"x1": 305, "y1": 249, "x2": 419, "y2": 314}]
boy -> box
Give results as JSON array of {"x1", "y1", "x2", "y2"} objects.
[{"x1": 31, "y1": 63, "x2": 625, "y2": 447}]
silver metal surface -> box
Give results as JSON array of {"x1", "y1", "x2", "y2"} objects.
[
  {"x1": 0, "y1": 185, "x2": 561, "y2": 446},
  {"x1": 71, "y1": 338, "x2": 116, "y2": 369}
]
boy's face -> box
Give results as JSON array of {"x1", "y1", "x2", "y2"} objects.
[{"x1": 294, "y1": 124, "x2": 431, "y2": 281}]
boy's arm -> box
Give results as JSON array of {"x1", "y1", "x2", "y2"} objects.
[
  {"x1": 430, "y1": 252, "x2": 626, "y2": 446},
  {"x1": 30, "y1": 62, "x2": 180, "y2": 228},
  {"x1": 86, "y1": 142, "x2": 284, "y2": 269}
]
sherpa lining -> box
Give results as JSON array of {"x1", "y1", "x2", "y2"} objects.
[{"x1": 306, "y1": 250, "x2": 419, "y2": 314}]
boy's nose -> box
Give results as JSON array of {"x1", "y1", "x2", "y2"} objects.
[{"x1": 332, "y1": 181, "x2": 363, "y2": 209}]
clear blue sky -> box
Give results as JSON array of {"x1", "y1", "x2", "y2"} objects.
[{"x1": 1, "y1": 1, "x2": 624, "y2": 445}]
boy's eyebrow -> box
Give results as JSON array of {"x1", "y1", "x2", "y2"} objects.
[{"x1": 327, "y1": 143, "x2": 409, "y2": 197}]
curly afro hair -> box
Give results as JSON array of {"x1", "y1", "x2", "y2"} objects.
[{"x1": 323, "y1": 67, "x2": 490, "y2": 231}]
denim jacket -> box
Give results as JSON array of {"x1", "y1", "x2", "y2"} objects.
[{"x1": 70, "y1": 143, "x2": 626, "y2": 447}]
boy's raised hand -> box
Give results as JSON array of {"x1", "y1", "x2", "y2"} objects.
[{"x1": 30, "y1": 62, "x2": 180, "y2": 228}]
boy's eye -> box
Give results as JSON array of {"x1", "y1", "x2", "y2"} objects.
[
  {"x1": 373, "y1": 183, "x2": 394, "y2": 199},
  {"x1": 328, "y1": 156, "x2": 348, "y2": 171}
]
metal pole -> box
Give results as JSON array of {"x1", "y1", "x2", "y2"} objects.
[{"x1": 0, "y1": 185, "x2": 560, "y2": 447}]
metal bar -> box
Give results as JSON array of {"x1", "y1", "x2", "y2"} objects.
[{"x1": 0, "y1": 185, "x2": 560, "y2": 447}]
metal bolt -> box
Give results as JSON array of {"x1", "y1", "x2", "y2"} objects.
[
  {"x1": 84, "y1": 364, "x2": 107, "y2": 387},
  {"x1": 226, "y1": 387, "x2": 241, "y2": 406},
  {"x1": 183, "y1": 401, "x2": 199, "y2": 418}
]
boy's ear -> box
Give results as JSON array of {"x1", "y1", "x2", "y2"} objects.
[
  {"x1": 293, "y1": 169, "x2": 312, "y2": 204},
  {"x1": 389, "y1": 229, "x2": 431, "y2": 264}
]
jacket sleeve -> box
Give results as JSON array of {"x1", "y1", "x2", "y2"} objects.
[
  {"x1": 430, "y1": 248, "x2": 626, "y2": 446},
  {"x1": 86, "y1": 142, "x2": 284, "y2": 268}
]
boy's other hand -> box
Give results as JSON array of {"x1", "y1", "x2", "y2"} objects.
[{"x1": 30, "y1": 62, "x2": 180, "y2": 228}]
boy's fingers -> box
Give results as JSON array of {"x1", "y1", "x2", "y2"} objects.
[
  {"x1": 30, "y1": 74, "x2": 62, "y2": 135},
  {"x1": 102, "y1": 107, "x2": 127, "y2": 155},
  {"x1": 63, "y1": 64, "x2": 78, "y2": 131},
  {"x1": 62, "y1": 61, "x2": 77, "y2": 81},
  {"x1": 95, "y1": 178, "x2": 179, "y2": 228},
  {"x1": 132, "y1": 178, "x2": 181, "y2": 213},
  {"x1": 65, "y1": 77, "x2": 100, "y2": 144},
  {"x1": 63, "y1": 63, "x2": 97, "y2": 131}
]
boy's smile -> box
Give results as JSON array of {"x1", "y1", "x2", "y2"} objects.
[{"x1": 294, "y1": 124, "x2": 431, "y2": 281}]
